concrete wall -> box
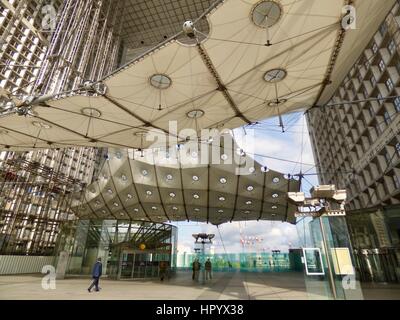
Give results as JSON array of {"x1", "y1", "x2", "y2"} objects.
[{"x1": 0, "y1": 255, "x2": 55, "y2": 275}]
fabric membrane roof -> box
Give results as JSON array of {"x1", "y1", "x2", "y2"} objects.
[
  {"x1": 71, "y1": 136, "x2": 301, "y2": 224},
  {"x1": 0, "y1": 0, "x2": 386, "y2": 151}
]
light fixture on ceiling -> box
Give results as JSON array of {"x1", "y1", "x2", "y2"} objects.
[
  {"x1": 152, "y1": 206, "x2": 157, "y2": 210},
  {"x1": 273, "y1": 177, "x2": 280, "y2": 183},
  {"x1": 121, "y1": 174, "x2": 127, "y2": 181},
  {"x1": 169, "y1": 192, "x2": 176, "y2": 198},
  {"x1": 126, "y1": 194, "x2": 133, "y2": 200},
  {"x1": 218, "y1": 209, "x2": 224, "y2": 213},
  {"x1": 261, "y1": 166, "x2": 269, "y2": 173},
  {"x1": 133, "y1": 208, "x2": 139, "y2": 212},
  {"x1": 193, "y1": 194, "x2": 200, "y2": 199},
  {"x1": 146, "y1": 190, "x2": 152, "y2": 196},
  {"x1": 272, "y1": 193, "x2": 279, "y2": 198},
  {"x1": 194, "y1": 208, "x2": 200, "y2": 212},
  {"x1": 172, "y1": 206, "x2": 178, "y2": 211},
  {"x1": 166, "y1": 174, "x2": 173, "y2": 181},
  {"x1": 219, "y1": 196, "x2": 226, "y2": 201},
  {"x1": 272, "y1": 205, "x2": 278, "y2": 210},
  {"x1": 221, "y1": 154, "x2": 228, "y2": 161},
  {"x1": 142, "y1": 169, "x2": 148, "y2": 176},
  {"x1": 247, "y1": 185, "x2": 254, "y2": 192},
  {"x1": 246, "y1": 200, "x2": 252, "y2": 205},
  {"x1": 192, "y1": 175, "x2": 199, "y2": 182},
  {"x1": 219, "y1": 177, "x2": 227, "y2": 184},
  {"x1": 249, "y1": 167, "x2": 256, "y2": 173},
  {"x1": 107, "y1": 188, "x2": 113, "y2": 194},
  {"x1": 191, "y1": 151, "x2": 198, "y2": 158},
  {"x1": 113, "y1": 202, "x2": 119, "y2": 207}
]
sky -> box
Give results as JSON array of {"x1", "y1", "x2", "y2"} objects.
[{"x1": 173, "y1": 112, "x2": 319, "y2": 255}]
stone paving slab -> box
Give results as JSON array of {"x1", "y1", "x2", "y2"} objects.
[{"x1": 0, "y1": 271, "x2": 399, "y2": 300}]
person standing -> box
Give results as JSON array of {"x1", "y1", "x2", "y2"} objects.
[
  {"x1": 159, "y1": 261, "x2": 168, "y2": 281},
  {"x1": 192, "y1": 258, "x2": 200, "y2": 281},
  {"x1": 88, "y1": 258, "x2": 102, "y2": 292},
  {"x1": 205, "y1": 258, "x2": 212, "y2": 280}
]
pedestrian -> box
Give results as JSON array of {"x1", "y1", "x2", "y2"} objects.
[
  {"x1": 159, "y1": 261, "x2": 168, "y2": 281},
  {"x1": 88, "y1": 258, "x2": 102, "y2": 293},
  {"x1": 192, "y1": 258, "x2": 200, "y2": 281},
  {"x1": 205, "y1": 258, "x2": 212, "y2": 280}
]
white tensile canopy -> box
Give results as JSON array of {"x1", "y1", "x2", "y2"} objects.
[
  {"x1": 0, "y1": 0, "x2": 393, "y2": 150},
  {"x1": 71, "y1": 139, "x2": 301, "y2": 224}
]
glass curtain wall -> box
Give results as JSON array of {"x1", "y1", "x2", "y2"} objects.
[
  {"x1": 296, "y1": 215, "x2": 364, "y2": 300},
  {"x1": 55, "y1": 220, "x2": 177, "y2": 279}
]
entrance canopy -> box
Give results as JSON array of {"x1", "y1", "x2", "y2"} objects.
[
  {"x1": 71, "y1": 137, "x2": 300, "y2": 224},
  {"x1": 0, "y1": 0, "x2": 393, "y2": 151}
]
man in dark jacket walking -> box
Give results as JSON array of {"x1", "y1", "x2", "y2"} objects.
[{"x1": 88, "y1": 258, "x2": 102, "y2": 292}]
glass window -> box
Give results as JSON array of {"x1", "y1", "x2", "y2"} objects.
[
  {"x1": 379, "y1": 22, "x2": 387, "y2": 36},
  {"x1": 372, "y1": 42, "x2": 379, "y2": 54},
  {"x1": 384, "y1": 151, "x2": 391, "y2": 165},
  {"x1": 388, "y1": 40, "x2": 396, "y2": 55},
  {"x1": 394, "y1": 97, "x2": 400, "y2": 112},
  {"x1": 369, "y1": 105, "x2": 375, "y2": 117},
  {"x1": 370, "y1": 76, "x2": 376, "y2": 87},
  {"x1": 378, "y1": 59, "x2": 385, "y2": 72},
  {"x1": 393, "y1": 175, "x2": 400, "y2": 189},
  {"x1": 377, "y1": 93, "x2": 384, "y2": 104},
  {"x1": 357, "y1": 72, "x2": 363, "y2": 83},
  {"x1": 385, "y1": 78, "x2": 394, "y2": 92},
  {"x1": 384, "y1": 111, "x2": 391, "y2": 125}
]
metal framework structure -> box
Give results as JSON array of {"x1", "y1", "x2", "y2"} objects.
[
  {"x1": 0, "y1": 0, "x2": 118, "y2": 255},
  {"x1": 34, "y1": 0, "x2": 124, "y2": 95}
]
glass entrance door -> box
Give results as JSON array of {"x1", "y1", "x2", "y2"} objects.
[
  {"x1": 120, "y1": 252, "x2": 135, "y2": 279},
  {"x1": 118, "y1": 250, "x2": 160, "y2": 279}
]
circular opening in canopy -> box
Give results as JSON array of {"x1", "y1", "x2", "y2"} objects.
[
  {"x1": 268, "y1": 99, "x2": 287, "y2": 107},
  {"x1": 251, "y1": 1, "x2": 282, "y2": 28},
  {"x1": 150, "y1": 74, "x2": 172, "y2": 89},
  {"x1": 187, "y1": 109, "x2": 204, "y2": 119},
  {"x1": 32, "y1": 121, "x2": 51, "y2": 129},
  {"x1": 263, "y1": 68, "x2": 287, "y2": 83},
  {"x1": 81, "y1": 108, "x2": 101, "y2": 118}
]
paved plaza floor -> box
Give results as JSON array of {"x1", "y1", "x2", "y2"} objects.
[{"x1": 1, "y1": 271, "x2": 399, "y2": 300}]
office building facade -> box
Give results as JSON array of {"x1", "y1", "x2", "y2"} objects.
[{"x1": 306, "y1": 1, "x2": 400, "y2": 282}]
